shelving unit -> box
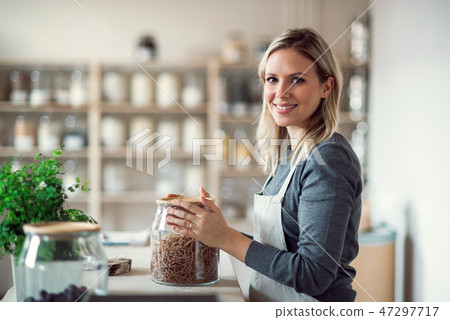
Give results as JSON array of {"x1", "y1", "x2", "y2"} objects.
[{"x1": 0, "y1": 56, "x2": 370, "y2": 231}]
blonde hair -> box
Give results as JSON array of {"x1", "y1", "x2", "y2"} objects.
[{"x1": 256, "y1": 28, "x2": 343, "y2": 175}]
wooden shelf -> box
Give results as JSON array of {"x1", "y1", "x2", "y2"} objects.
[
  {"x1": 0, "y1": 146, "x2": 88, "y2": 158},
  {"x1": 0, "y1": 102, "x2": 89, "y2": 113},
  {"x1": 100, "y1": 102, "x2": 207, "y2": 114}
]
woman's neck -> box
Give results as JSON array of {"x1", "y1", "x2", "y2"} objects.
[{"x1": 286, "y1": 126, "x2": 306, "y2": 149}]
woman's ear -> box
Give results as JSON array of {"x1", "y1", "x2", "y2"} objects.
[{"x1": 321, "y1": 76, "x2": 334, "y2": 99}]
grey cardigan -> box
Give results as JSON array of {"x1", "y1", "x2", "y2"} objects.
[{"x1": 244, "y1": 133, "x2": 362, "y2": 302}]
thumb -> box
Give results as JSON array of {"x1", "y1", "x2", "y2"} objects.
[
  {"x1": 200, "y1": 195, "x2": 220, "y2": 214},
  {"x1": 199, "y1": 186, "x2": 211, "y2": 198}
]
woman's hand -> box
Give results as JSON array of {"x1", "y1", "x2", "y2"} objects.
[
  {"x1": 165, "y1": 187, "x2": 252, "y2": 262},
  {"x1": 166, "y1": 187, "x2": 230, "y2": 249}
]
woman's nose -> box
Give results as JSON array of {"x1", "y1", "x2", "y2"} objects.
[{"x1": 275, "y1": 81, "x2": 291, "y2": 99}]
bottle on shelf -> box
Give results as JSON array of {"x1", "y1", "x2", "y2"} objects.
[
  {"x1": 102, "y1": 71, "x2": 127, "y2": 103},
  {"x1": 233, "y1": 128, "x2": 251, "y2": 171},
  {"x1": 155, "y1": 72, "x2": 180, "y2": 109},
  {"x1": 222, "y1": 31, "x2": 246, "y2": 64},
  {"x1": 130, "y1": 71, "x2": 154, "y2": 108},
  {"x1": 14, "y1": 115, "x2": 35, "y2": 151},
  {"x1": 52, "y1": 71, "x2": 70, "y2": 105},
  {"x1": 69, "y1": 70, "x2": 87, "y2": 107},
  {"x1": 348, "y1": 68, "x2": 367, "y2": 121},
  {"x1": 181, "y1": 116, "x2": 205, "y2": 154},
  {"x1": 181, "y1": 72, "x2": 204, "y2": 109},
  {"x1": 230, "y1": 73, "x2": 248, "y2": 117},
  {"x1": 129, "y1": 116, "x2": 154, "y2": 139},
  {"x1": 63, "y1": 114, "x2": 86, "y2": 151},
  {"x1": 9, "y1": 70, "x2": 29, "y2": 104},
  {"x1": 134, "y1": 34, "x2": 157, "y2": 63},
  {"x1": 38, "y1": 115, "x2": 62, "y2": 151},
  {"x1": 101, "y1": 116, "x2": 126, "y2": 147},
  {"x1": 216, "y1": 73, "x2": 229, "y2": 114},
  {"x1": 157, "y1": 117, "x2": 180, "y2": 148},
  {"x1": 29, "y1": 70, "x2": 51, "y2": 107},
  {"x1": 0, "y1": 118, "x2": 7, "y2": 146}
]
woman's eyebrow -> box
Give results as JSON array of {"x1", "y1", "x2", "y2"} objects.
[
  {"x1": 264, "y1": 72, "x2": 309, "y2": 77},
  {"x1": 290, "y1": 72, "x2": 309, "y2": 77}
]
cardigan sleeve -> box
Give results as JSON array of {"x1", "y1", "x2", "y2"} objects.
[{"x1": 244, "y1": 142, "x2": 361, "y2": 297}]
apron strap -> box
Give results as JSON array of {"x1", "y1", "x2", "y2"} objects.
[{"x1": 274, "y1": 154, "x2": 303, "y2": 202}]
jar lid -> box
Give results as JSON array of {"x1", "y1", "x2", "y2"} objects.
[
  {"x1": 23, "y1": 222, "x2": 101, "y2": 234},
  {"x1": 156, "y1": 196, "x2": 214, "y2": 206}
]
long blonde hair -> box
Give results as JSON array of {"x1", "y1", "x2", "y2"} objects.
[{"x1": 256, "y1": 28, "x2": 343, "y2": 175}]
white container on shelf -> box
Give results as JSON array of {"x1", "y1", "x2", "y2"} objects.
[
  {"x1": 52, "y1": 71, "x2": 70, "y2": 104},
  {"x1": 181, "y1": 116, "x2": 205, "y2": 153},
  {"x1": 63, "y1": 115, "x2": 86, "y2": 151},
  {"x1": 29, "y1": 70, "x2": 51, "y2": 107},
  {"x1": 129, "y1": 116, "x2": 154, "y2": 138},
  {"x1": 157, "y1": 117, "x2": 179, "y2": 148},
  {"x1": 103, "y1": 71, "x2": 127, "y2": 102},
  {"x1": 155, "y1": 72, "x2": 180, "y2": 109},
  {"x1": 130, "y1": 71, "x2": 154, "y2": 107},
  {"x1": 101, "y1": 116, "x2": 126, "y2": 147},
  {"x1": 181, "y1": 72, "x2": 204, "y2": 109},
  {"x1": 38, "y1": 115, "x2": 62, "y2": 151},
  {"x1": 69, "y1": 70, "x2": 87, "y2": 107},
  {"x1": 9, "y1": 70, "x2": 28, "y2": 104},
  {"x1": 14, "y1": 115, "x2": 35, "y2": 151}
]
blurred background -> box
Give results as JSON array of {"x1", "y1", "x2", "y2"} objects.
[{"x1": 0, "y1": 0, "x2": 449, "y2": 302}]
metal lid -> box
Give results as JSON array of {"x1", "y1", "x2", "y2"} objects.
[
  {"x1": 23, "y1": 222, "x2": 101, "y2": 234},
  {"x1": 156, "y1": 196, "x2": 214, "y2": 206}
]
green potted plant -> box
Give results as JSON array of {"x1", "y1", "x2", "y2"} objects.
[{"x1": 0, "y1": 146, "x2": 96, "y2": 261}]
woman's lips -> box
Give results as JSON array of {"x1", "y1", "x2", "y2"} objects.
[{"x1": 273, "y1": 103, "x2": 298, "y2": 113}]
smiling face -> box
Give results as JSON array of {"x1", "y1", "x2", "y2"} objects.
[{"x1": 264, "y1": 48, "x2": 334, "y2": 140}]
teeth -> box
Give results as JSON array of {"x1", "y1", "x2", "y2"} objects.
[{"x1": 276, "y1": 104, "x2": 297, "y2": 110}]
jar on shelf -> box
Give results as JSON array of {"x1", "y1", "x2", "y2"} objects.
[
  {"x1": 181, "y1": 116, "x2": 205, "y2": 154},
  {"x1": 38, "y1": 115, "x2": 62, "y2": 151},
  {"x1": 14, "y1": 222, "x2": 108, "y2": 302},
  {"x1": 29, "y1": 70, "x2": 51, "y2": 107},
  {"x1": 101, "y1": 116, "x2": 125, "y2": 147},
  {"x1": 9, "y1": 70, "x2": 29, "y2": 104},
  {"x1": 69, "y1": 70, "x2": 87, "y2": 107},
  {"x1": 63, "y1": 114, "x2": 86, "y2": 151},
  {"x1": 14, "y1": 115, "x2": 35, "y2": 151},
  {"x1": 151, "y1": 196, "x2": 220, "y2": 286},
  {"x1": 103, "y1": 71, "x2": 127, "y2": 103},
  {"x1": 181, "y1": 72, "x2": 204, "y2": 109},
  {"x1": 222, "y1": 31, "x2": 246, "y2": 64},
  {"x1": 52, "y1": 71, "x2": 70, "y2": 104},
  {"x1": 130, "y1": 71, "x2": 154, "y2": 107},
  {"x1": 155, "y1": 72, "x2": 180, "y2": 109}
]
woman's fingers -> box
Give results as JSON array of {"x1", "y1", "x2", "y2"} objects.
[
  {"x1": 199, "y1": 186, "x2": 211, "y2": 198},
  {"x1": 200, "y1": 195, "x2": 220, "y2": 214}
]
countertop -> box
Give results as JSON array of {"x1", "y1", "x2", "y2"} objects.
[{"x1": 1, "y1": 245, "x2": 245, "y2": 302}]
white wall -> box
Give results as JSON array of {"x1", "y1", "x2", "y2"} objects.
[
  {"x1": 0, "y1": 0, "x2": 294, "y2": 62},
  {"x1": 0, "y1": 0, "x2": 369, "y2": 62},
  {"x1": 369, "y1": 0, "x2": 450, "y2": 301}
]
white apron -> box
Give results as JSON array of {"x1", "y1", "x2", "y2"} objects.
[{"x1": 249, "y1": 161, "x2": 318, "y2": 302}]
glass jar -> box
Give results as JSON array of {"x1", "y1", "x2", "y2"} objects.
[
  {"x1": 150, "y1": 196, "x2": 220, "y2": 286},
  {"x1": 14, "y1": 222, "x2": 108, "y2": 302}
]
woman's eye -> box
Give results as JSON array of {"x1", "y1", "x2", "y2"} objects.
[
  {"x1": 266, "y1": 77, "x2": 277, "y2": 83},
  {"x1": 292, "y1": 77, "x2": 305, "y2": 84}
]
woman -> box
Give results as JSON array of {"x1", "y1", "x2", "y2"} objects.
[{"x1": 167, "y1": 28, "x2": 362, "y2": 302}]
